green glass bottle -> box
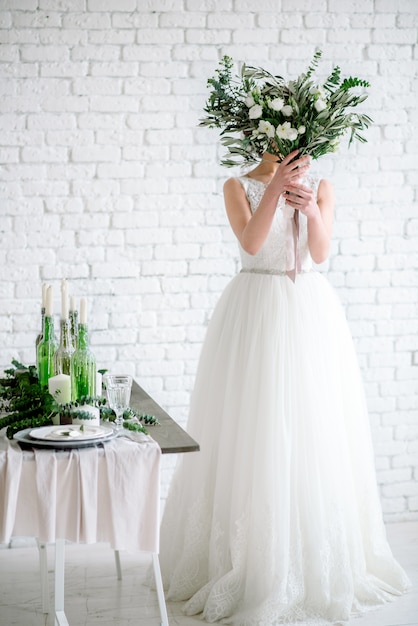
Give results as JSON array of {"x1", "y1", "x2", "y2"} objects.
[
  {"x1": 69, "y1": 306, "x2": 79, "y2": 351},
  {"x1": 35, "y1": 305, "x2": 45, "y2": 370},
  {"x1": 70, "y1": 321, "x2": 96, "y2": 401},
  {"x1": 37, "y1": 314, "x2": 56, "y2": 387},
  {"x1": 36, "y1": 283, "x2": 48, "y2": 370},
  {"x1": 54, "y1": 318, "x2": 74, "y2": 376}
]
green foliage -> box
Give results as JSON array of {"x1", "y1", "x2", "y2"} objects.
[
  {"x1": 199, "y1": 50, "x2": 373, "y2": 167},
  {"x1": 6, "y1": 416, "x2": 53, "y2": 440},
  {"x1": 47, "y1": 395, "x2": 107, "y2": 423},
  {"x1": 122, "y1": 407, "x2": 160, "y2": 426},
  {"x1": 0, "y1": 360, "x2": 158, "y2": 440},
  {"x1": 0, "y1": 360, "x2": 57, "y2": 438},
  {"x1": 122, "y1": 420, "x2": 149, "y2": 436}
]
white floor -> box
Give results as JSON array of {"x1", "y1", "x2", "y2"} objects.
[{"x1": 0, "y1": 522, "x2": 417, "y2": 626}]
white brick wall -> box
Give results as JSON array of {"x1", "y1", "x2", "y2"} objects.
[{"x1": 0, "y1": 0, "x2": 417, "y2": 521}]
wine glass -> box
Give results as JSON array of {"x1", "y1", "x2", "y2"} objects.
[{"x1": 104, "y1": 374, "x2": 132, "y2": 430}]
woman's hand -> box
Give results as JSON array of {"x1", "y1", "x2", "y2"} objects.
[
  {"x1": 223, "y1": 150, "x2": 314, "y2": 257},
  {"x1": 283, "y1": 182, "x2": 321, "y2": 220},
  {"x1": 270, "y1": 150, "x2": 311, "y2": 194},
  {"x1": 284, "y1": 179, "x2": 334, "y2": 264}
]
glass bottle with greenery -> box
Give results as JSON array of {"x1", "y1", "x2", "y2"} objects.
[
  {"x1": 35, "y1": 284, "x2": 48, "y2": 370},
  {"x1": 37, "y1": 286, "x2": 56, "y2": 387},
  {"x1": 70, "y1": 298, "x2": 96, "y2": 401},
  {"x1": 69, "y1": 296, "x2": 78, "y2": 351},
  {"x1": 54, "y1": 280, "x2": 74, "y2": 376},
  {"x1": 54, "y1": 318, "x2": 74, "y2": 376}
]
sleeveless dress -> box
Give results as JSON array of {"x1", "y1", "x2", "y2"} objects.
[{"x1": 159, "y1": 175, "x2": 410, "y2": 625}]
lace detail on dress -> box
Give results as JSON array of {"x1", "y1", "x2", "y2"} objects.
[
  {"x1": 164, "y1": 489, "x2": 212, "y2": 601},
  {"x1": 237, "y1": 175, "x2": 318, "y2": 275},
  {"x1": 183, "y1": 506, "x2": 248, "y2": 621}
]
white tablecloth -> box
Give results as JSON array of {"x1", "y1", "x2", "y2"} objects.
[{"x1": 0, "y1": 431, "x2": 161, "y2": 553}]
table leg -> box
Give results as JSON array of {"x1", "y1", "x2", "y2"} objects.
[
  {"x1": 114, "y1": 550, "x2": 122, "y2": 580},
  {"x1": 36, "y1": 540, "x2": 50, "y2": 614},
  {"x1": 55, "y1": 611, "x2": 69, "y2": 626},
  {"x1": 152, "y1": 553, "x2": 169, "y2": 626},
  {"x1": 54, "y1": 539, "x2": 69, "y2": 626}
]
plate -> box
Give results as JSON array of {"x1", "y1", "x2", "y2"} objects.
[
  {"x1": 14, "y1": 426, "x2": 117, "y2": 450},
  {"x1": 30, "y1": 424, "x2": 112, "y2": 442}
]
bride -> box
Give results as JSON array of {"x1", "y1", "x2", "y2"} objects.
[{"x1": 159, "y1": 56, "x2": 410, "y2": 625}]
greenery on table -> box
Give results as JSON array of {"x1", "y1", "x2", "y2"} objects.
[
  {"x1": 0, "y1": 359, "x2": 159, "y2": 440},
  {"x1": 0, "y1": 360, "x2": 56, "y2": 439}
]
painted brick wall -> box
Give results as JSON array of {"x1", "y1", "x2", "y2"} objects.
[{"x1": 0, "y1": 0, "x2": 417, "y2": 521}]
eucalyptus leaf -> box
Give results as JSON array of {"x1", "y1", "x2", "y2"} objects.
[{"x1": 200, "y1": 50, "x2": 372, "y2": 166}]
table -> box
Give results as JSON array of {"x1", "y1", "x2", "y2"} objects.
[
  {"x1": 0, "y1": 380, "x2": 199, "y2": 626},
  {"x1": 130, "y1": 381, "x2": 199, "y2": 454}
]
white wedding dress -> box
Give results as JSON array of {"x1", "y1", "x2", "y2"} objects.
[{"x1": 160, "y1": 175, "x2": 410, "y2": 625}]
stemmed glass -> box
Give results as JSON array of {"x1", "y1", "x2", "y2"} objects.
[{"x1": 104, "y1": 374, "x2": 132, "y2": 430}]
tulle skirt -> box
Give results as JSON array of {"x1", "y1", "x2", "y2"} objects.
[{"x1": 160, "y1": 270, "x2": 410, "y2": 625}]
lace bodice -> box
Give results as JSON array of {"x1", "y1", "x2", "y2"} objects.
[{"x1": 237, "y1": 175, "x2": 319, "y2": 273}]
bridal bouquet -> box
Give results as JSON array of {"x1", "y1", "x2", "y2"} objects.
[{"x1": 200, "y1": 50, "x2": 372, "y2": 167}]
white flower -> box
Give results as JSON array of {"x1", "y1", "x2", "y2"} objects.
[
  {"x1": 310, "y1": 85, "x2": 326, "y2": 99},
  {"x1": 248, "y1": 104, "x2": 263, "y2": 119},
  {"x1": 298, "y1": 125, "x2": 306, "y2": 135},
  {"x1": 329, "y1": 138, "x2": 340, "y2": 152},
  {"x1": 276, "y1": 123, "x2": 290, "y2": 139},
  {"x1": 245, "y1": 94, "x2": 255, "y2": 107},
  {"x1": 314, "y1": 99, "x2": 327, "y2": 112},
  {"x1": 269, "y1": 97, "x2": 284, "y2": 111},
  {"x1": 281, "y1": 104, "x2": 293, "y2": 117},
  {"x1": 276, "y1": 122, "x2": 298, "y2": 141},
  {"x1": 257, "y1": 120, "x2": 275, "y2": 138},
  {"x1": 251, "y1": 128, "x2": 264, "y2": 140}
]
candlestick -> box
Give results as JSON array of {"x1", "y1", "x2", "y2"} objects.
[
  {"x1": 48, "y1": 373, "x2": 72, "y2": 405},
  {"x1": 80, "y1": 297, "x2": 87, "y2": 324},
  {"x1": 70, "y1": 295, "x2": 75, "y2": 312},
  {"x1": 45, "y1": 285, "x2": 53, "y2": 317},
  {"x1": 61, "y1": 279, "x2": 68, "y2": 320}
]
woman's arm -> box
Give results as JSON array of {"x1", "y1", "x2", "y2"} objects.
[
  {"x1": 223, "y1": 150, "x2": 311, "y2": 255},
  {"x1": 283, "y1": 178, "x2": 334, "y2": 264}
]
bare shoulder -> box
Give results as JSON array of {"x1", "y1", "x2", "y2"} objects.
[
  {"x1": 223, "y1": 177, "x2": 248, "y2": 208},
  {"x1": 223, "y1": 176, "x2": 252, "y2": 227},
  {"x1": 318, "y1": 178, "x2": 334, "y2": 198},
  {"x1": 223, "y1": 177, "x2": 245, "y2": 195}
]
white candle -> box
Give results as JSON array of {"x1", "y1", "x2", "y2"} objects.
[
  {"x1": 42, "y1": 283, "x2": 48, "y2": 309},
  {"x1": 61, "y1": 279, "x2": 68, "y2": 320},
  {"x1": 70, "y1": 295, "x2": 76, "y2": 313},
  {"x1": 48, "y1": 374, "x2": 72, "y2": 405},
  {"x1": 80, "y1": 297, "x2": 87, "y2": 324},
  {"x1": 45, "y1": 285, "x2": 53, "y2": 316},
  {"x1": 72, "y1": 405, "x2": 100, "y2": 426}
]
